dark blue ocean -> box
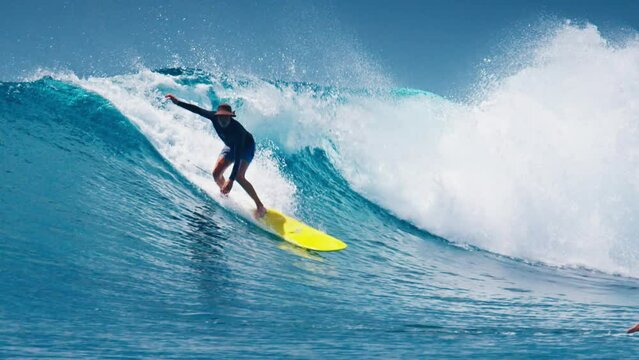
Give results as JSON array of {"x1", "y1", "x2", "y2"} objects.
[{"x1": 3, "y1": 22, "x2": 639, "y2": 357}]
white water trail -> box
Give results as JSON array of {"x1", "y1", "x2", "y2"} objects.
[{"x1": 61, "y1": 70, "x2": 296, "y2": 218}]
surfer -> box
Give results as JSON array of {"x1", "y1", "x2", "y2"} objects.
[
  {"x1": 165, "y1": 94, "x2": 266, "y2": 218},
  {"x1": 627, "y1": 323, "x2": 639, "y2": 334}
]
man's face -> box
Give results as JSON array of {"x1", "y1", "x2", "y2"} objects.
[{"x1": 218, "y1": 115, "x2": 232, "y2": 128}]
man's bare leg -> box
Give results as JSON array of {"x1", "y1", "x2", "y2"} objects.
[
  {"x1": 235, "y1": 160, "x2": 266, "y2": 217},
  {"x1": 212, "y1": 156, "x2": 232, "y2": 190}
]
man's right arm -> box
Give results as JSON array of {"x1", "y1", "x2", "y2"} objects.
[{"x1": 165, "y1": 94, "x2": 215, "y2": 121}]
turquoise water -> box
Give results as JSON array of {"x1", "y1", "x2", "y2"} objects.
[{"x1": 2, "y1": 67, "x2": 639, "y2": 358}]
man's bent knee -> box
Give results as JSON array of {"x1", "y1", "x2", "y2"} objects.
[
  {"x1": 236, "y1": 175, "x2": 248, "y2": 184},
  {"x1": 212, "y1": 168, "x2": 225, "y2": 179}
]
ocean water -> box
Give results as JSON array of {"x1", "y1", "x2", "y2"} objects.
[{"x1": 2, "y1": 24, "x2": 639, "y2": 358}]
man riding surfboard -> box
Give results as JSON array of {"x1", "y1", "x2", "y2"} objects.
[{"x1": 165, "y1": 94, "x2": 266, "y2": 218}]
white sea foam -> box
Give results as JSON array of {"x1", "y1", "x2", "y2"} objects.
[{"x1": 330, "y1": 24, "x2": 639, "y2": 276}]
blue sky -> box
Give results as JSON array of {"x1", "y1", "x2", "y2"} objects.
[{"x1": 2, "y1": 0, "x2": 638, "y2": 95}]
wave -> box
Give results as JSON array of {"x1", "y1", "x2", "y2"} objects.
[{"x1": 10, "y1": 23, "x2": 637, "y2": 278}]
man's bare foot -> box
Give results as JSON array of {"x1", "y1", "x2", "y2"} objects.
[
  {"x1": 627, "y1": 323, "x2": 639, "y2": 334},
  {"x1": 254, "y1": 205, "x2": 267, "y2": 219}
]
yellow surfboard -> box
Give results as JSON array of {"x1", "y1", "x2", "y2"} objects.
[{"x1": 259, "y1": 209, "x2": 347, "y2": 252}]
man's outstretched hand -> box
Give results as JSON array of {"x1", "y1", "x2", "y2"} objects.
[{"x1": 165, "y1": 94, "x2": 179, "y2": 104}]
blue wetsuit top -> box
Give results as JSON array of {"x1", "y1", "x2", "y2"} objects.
[{"x1": 175, "y1": 100, "x2": 255, "y2": 181}]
